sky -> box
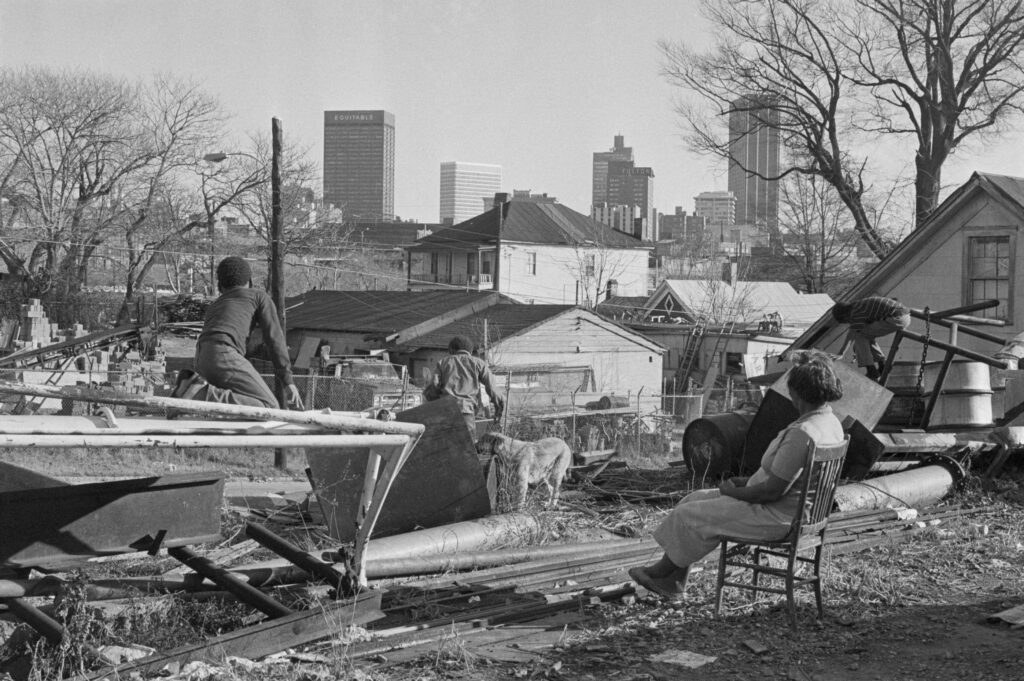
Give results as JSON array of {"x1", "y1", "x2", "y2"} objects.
[{"x1": 2, "y1": 0, "x2": 1023, "y2": 225}]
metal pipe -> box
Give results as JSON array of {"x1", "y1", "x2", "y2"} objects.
[
  {"x1": 0, "y1": 433, "x2": 411, "y2": 448},
  {"x1": 245, "y1": 522, "x2": 353, "y2": 596},
  {"x1": 896, "y1": 330, "x2": 1011, "y2": 369},
  {"x1": 833, "y1": 464, "x2": 957, "y2": 512},
  {"x1": 167, "y1": 546, "x2": 292, "y2": 618},
  {"x1": 0, "y1": 381, "x2": 425, "y2": 437}
]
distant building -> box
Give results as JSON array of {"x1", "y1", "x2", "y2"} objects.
[
  {"x1": 592, "y1": 134, "x2": 634, "y2": 207},
  {"x1": 728, "y1": 96, "x2": 780, "y2": 231},
  {"x1": 694, "y1": 191, "x2": 736, "y2": 235},
  {"x1": 408, "y1": 193, "x2": 651, "y2": 306},
  {"x1": 323, "y1": 110, "x2": 395, "y2": 221},
  {"x1": 659, "y1": 206, "x2": 707, "y2": 242},
  {"x1": 591, "y1": 135, "x2": 656, "y2": 241},
  {"x1": 439, "y1": 162, "x2": 502, "y2": 225}
]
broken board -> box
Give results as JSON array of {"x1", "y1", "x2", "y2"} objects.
[{"x1": 308, "y1": 396, "x2": 491, "y2": 542}]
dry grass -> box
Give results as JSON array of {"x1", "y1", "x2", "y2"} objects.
[{"x1": 0, "y1": 446, "x2": 309, "y2": 481}]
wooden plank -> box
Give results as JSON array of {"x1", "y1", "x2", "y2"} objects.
[{"x1": 88, "y1": 591, "x2": 383, "y2": 679}]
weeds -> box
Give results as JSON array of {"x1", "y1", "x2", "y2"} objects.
[
  {"x1": 432, "y1": 625, "x2": 477, "y2": 672},
  {"x1": 2, "y1": 573, "x2": 253, "y2": 681}
]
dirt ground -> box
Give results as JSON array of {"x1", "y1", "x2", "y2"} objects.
[
  {"x1": 5, "y1": 452, "x2": 1024, "y2": 681},
  {"x1": 364, "y1": 469, "x2": 1024, "y2": 681}
]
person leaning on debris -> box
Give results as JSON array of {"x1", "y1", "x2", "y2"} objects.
[
  {"x1": 628, "y1": 351, "x2": 845, "y2": 599},
  {"x1": 831, "y1": 295, "x2": 911, "y2": 381},
  {"x1": 428, "y1": 335, "x2": 504, "y2": 438},
  {"x1": 171, "y1": 256, "x2": 301, "y2": 410}
]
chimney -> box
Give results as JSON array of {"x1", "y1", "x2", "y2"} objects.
[
  {"x1": 492, "y1": 192, "x2": 510, "y2": 209},
  {"x1": 606, "y1": 279, "x2": 619, "y2": 299}
]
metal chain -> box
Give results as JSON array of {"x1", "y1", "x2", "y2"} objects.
[{"x1": 913, "y1": 307, "x2": 931, "y2": 426}]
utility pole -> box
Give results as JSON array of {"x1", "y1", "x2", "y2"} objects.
[{"x1": 271, "y1": 117, "x2": 287, "y2": 469}]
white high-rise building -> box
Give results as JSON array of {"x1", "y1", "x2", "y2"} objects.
[{"x1": 440, "y1": 162, "x2": 502, "y2": 225}]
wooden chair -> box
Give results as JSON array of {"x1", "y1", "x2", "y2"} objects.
[{"x1": 714, "y1": 437, "x2": 849, "y2": 628}]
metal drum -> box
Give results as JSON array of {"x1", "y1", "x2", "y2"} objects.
[
  {"x1": 682, "y1": 410, "x2": 756, "y2": 478},
  {"x1": 928, "y1": 361, "x2": 994, "y2": 430}
]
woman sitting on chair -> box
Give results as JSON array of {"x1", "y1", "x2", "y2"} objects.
[{"x1": 629, "y1": 352, "x2": 845, "y2": 599}]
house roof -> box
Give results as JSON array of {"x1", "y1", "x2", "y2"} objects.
[
  {"x1": 409, "y1": 200, "x2": 649, "y2": 250},
  {"x1": 787, "y1": 171, "x2": 1024, "y2": 351},
  {"x1": 400, "y1": 303, "x2": 663, "y2": 353},
  {"x1": 400, "y1": 304, "x2": 576, "y2": 350},
  {"x1": 284, "y1": 290, "x2": 504, "y2": 335},
  {"x1": 595, "y1": 295, "x2": 649, "y2": 321},
  {"x1": 647, "y1": 279, "x2": 834, "y2": 326}
]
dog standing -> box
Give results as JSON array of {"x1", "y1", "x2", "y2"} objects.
[{"x1": 478, "y1": 433, "x2": 572, "y2": 510}]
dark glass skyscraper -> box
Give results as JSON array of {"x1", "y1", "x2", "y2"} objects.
[
  {"x1": 727, "y1": 97, "x2": 779, "y2": 231},
  {"x1": 323, "y1": 110, "x2": 395, "y2": 221}
]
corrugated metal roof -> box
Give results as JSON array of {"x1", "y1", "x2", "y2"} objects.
[
  {"x1": 285, "y1": 290, "x2": 502, "y2": 334},
  {"x1": 410, "y1": 201, "x2": 648, "y2": 250}
]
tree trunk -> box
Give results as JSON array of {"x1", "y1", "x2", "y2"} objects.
[{"x1": 914, "y1": 156, "x2": 943, "y2": 230}]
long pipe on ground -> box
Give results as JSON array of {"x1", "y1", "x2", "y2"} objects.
[
  {"x1": 0, "y1": 538, "x2": 658, "y2": 600},
  {"x1": 833, "y1": 464, "x2": 959, "y2": 513}
]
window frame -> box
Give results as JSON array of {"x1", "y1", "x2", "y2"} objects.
[
  {"x1": 962, "y1": 229, "x2": 1015, "y2": 322},
  {"x1": 526, "y1": 251, "x2": 537, "y2": 276}
]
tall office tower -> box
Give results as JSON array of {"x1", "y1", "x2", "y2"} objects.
[
  {"x1": 439, "y1": 162, "x2": 502, "y2": 225},
  {"x1": 323, "y1": 110, "x2": 395, "y2": 221},
  {"x1": 592, "y1": 135, "x2": 656, "y2": 240},
  {"x1": 727, "y1": 96, "x2": 780, "y2": 230},
  {"x1": 694, "y1": 191, "x2": 736, "y2": 237},
  {"x1": 592, "y1": 134, "x2": 633, "y2": 207}
]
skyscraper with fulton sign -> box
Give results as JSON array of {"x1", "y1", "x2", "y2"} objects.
[{"x1": 323, "y1": 110, "x2": 395, "y2": 221}]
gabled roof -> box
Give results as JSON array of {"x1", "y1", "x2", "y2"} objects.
[
  {"x1": 285, "y1": 290, "x2": 504, "y2": 335},
  {"x1": 409, "y1": 201, "x2": 649, "y2": 251},
  {"x1": 399, "y1": 303, "x2": 663, "y2": 353},
  {"x1": 645, "y1": 279, "x2": 834, "y2": 326},
  {"x1": 594, "y1": 295, "x2": 649, "y2": 321},
  {"x1": 788, "y1": 171, "x2": 1024, "y2": 350}
]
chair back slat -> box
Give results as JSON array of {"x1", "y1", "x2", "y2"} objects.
[{"x1": 793, "y1": 438, "x2": 849, "y2": 537}]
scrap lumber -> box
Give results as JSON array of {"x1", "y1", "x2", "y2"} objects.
[{"x1": 87, "y1": 590, "x2": 383, "y2": 680}]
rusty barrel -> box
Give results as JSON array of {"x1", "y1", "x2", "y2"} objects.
[{"x1": 682, "y1": 411, "x2": 756, "y2": 478}]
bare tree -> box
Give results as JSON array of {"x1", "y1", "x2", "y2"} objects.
[
  {"x1": 845, "y1": 0, "x2": 1024, "y2": 226},
  {"x1": 0, "y1": 67, "x2": 237, "y2": 324},
  {"x1": 660, "y1": 0, "x2": 892, "y2": 259},
  {"x1": 772, "y1": 174, "x2": 869, "y2": 293},
  {"x1": 661, "y1": 0, "x2": 1024, "y2": 258}
]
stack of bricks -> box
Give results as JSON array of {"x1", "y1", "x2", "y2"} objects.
[
  {"x1": 17, "y1": 299, "x2": 54, "y2": 350},
  {"x1": 106, "y1": 347, "x2": 167, "y2": 395},
  {"x1": 55, "y1": 323, "x2": 88, "y2": 344}
]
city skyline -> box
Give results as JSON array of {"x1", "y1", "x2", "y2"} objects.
[{"x1": 2, "y1": 1, "x2": 1022, "y2": 226}]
